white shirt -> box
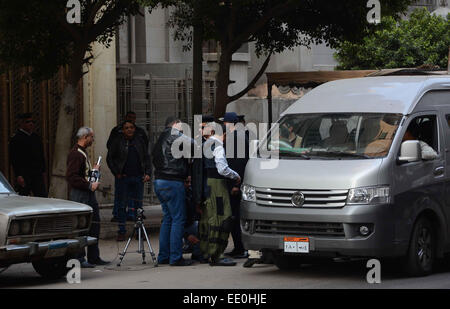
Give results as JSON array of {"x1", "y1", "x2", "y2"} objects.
[{"x1": 209, "y1": 136, "x2": 240, "y2": 180}]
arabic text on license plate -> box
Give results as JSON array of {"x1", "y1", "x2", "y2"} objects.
[{"x1": 284, "y1": 237, "x2": 309, "y2": 253}]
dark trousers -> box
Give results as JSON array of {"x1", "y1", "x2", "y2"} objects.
[
  {"x1": 69, "y1": 188, "x2": 100, "y2": 262},
  {"x1": 230, "y1": 193, "x2": 244, "y2": 252},
  {"x1": 116, "y1": 176, "x2": 144, "y2": 235},
  {"x1": 17, "y1": 174, "x2": 47, "y2": 197}
]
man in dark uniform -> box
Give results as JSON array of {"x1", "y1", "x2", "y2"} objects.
[
  {"x1": 222, "y1": 113, "x2": 250, "y2": 259},
  {"x1": 9, "y1": 113, "x2": 47, "y2": 197}
]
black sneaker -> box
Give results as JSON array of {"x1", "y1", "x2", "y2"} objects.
[
  {"x1": 170, "y1": 258, "x2": 194, "y2": 266},
  {"x1": 89, "y1": 258, "x2": 110, "y2": 266}
]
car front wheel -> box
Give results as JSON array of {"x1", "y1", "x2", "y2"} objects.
[
  {"x1": 404, "y1": 217, "x2": 435, "y2": 277},
  {"x1": 32, "y1": 256, "x2": 71, "y2": 279}
]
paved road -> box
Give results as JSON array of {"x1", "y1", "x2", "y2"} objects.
[{"x1": 2, "y1": 232, "x2": 450, "y2": 289}]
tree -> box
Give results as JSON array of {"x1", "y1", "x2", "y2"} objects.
[
  {"x1": 0, "y1": 0, "x2": 144, "y2": 198},
  {"x1": 335, "y1": 8, "x2": 450, "y2": 70},
  {"x1": 149, "y1": 0, "x2": 412, "y2": 118}
]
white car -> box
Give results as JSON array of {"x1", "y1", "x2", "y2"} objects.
[{"x1": 0, "y1": 172, "x2": 96, "y2": 279}]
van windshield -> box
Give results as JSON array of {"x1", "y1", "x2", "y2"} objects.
[{"x1": 264, "y1": 113, "x2": 402, "y2": 159}]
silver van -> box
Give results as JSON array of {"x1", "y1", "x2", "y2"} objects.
[{"x1": 241, "y1": 75, "x2": 450, "y2": 276}]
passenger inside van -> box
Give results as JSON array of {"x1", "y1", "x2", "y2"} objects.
[
  {"x1": 402, "y1": 120, "x2": 438, "y2": 160},
  {"x1": 321, "y1": 121, "x2": 349, "y2": 148}
]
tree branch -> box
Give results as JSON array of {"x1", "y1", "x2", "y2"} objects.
[
  {"x1": 227, "y1": 52, "x2": 272, "y2": 102},
  {"x1": 227, "y1": 1, "x2": 296, "y2": 54}
]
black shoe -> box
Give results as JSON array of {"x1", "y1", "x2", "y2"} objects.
[
  {"x1": 191, "y1": 255, "x2": 209, "y2": 264},
  {"x1": 170, "y1": 258, "x2": 194, "y2": 266},
  {"x1": 210, "y1": 257, "x2": 237, "y2": 266},
  {"x1": 225, "y1": 249, "x2": 248, "y2": 259},
  {"x1": 89, "y1": 258, "x2": 110, "y2": 266},
  {"x1": 233, "y1": 251, "x2": 249, "y2": 259},
  {"x1": 80, "y1": 261, "x2": 96, "y2": 268}
]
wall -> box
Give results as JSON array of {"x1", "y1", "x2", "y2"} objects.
[{"x1": 83, "y1": 40, "x2": 117, "y2": 204}]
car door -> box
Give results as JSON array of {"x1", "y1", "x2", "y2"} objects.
[{"x1": 392, "y1": 112, "x2": 445, "y2": 244}]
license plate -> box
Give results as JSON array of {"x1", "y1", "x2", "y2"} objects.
[
  {"x1": 284, "y1": 237, "x2": 309, "y2": 253},
  {"x1": 45, "y1": 242, "x2": 68, "y2": 258}
]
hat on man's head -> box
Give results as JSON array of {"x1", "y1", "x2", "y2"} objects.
[
  {"x1": 165, "y1": 115, "x2": 180, "y2": 127},
  {"x1": 202, "y1": 114, "x2": 215, "y2": 123},
  {"x1": 220, "y1": 112, "x2": 238, "y2": 123},
  {"x1": 17, "y1": 112, "x2": 33, "y2": 120}
]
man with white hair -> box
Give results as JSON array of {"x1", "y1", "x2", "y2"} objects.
[{"x1": 66, "y1": 127, "x2": 109, "y2": 268}]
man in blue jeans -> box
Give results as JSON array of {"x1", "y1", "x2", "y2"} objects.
[
  {"x1": 152, "y1": 116, "x2": 195, "y2": 266},
  {"x1": 107, "y1": 121, "x2": 151, "y2": 240}
]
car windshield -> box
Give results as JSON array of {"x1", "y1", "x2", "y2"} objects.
[
  {"x1": 262, "y1": 113, "x2": 402, "y2": 159},
  {"x1": 0, "y1": 172, "x2": 14, "y2": 194}
]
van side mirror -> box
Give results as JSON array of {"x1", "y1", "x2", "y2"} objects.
[{"x1": 398, "y1": 140, "x2": 421, "y2": 163}]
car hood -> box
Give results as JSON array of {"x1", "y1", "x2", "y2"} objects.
[
  {"x1": 0, "y1": 195, "x2": 92, "y2": 217},
  {"x1": 244, "y1": 158, "x2": 384, "y2": 190}
]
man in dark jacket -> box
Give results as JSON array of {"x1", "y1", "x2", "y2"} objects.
[
  {"x1": 107, "y1": 121, "x2": 151, "y2": 240},
  {"x1": 9, "y1": 113, "x2": 47, "y2": 197},
  {"x1": 67, "y1": 127, "x2": 109, "y2": 267},
  {"x1": 223, "y1": 112, "x2": 250, "y2": 259},
  {"x1": 107, "y1": 111, "x2": 149, "y2": 221},
  {"x1": 152, "y1": 116, "x2": 195, "y2": 266}
]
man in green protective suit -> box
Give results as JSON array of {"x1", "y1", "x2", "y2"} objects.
[{"x1": 198, "y1": 122, "x2": 241, "y2": 266}]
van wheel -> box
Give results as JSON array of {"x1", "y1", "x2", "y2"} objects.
[
  {"x1": 404, "y1": 217, "x2": 435, "y2": 277},
  {"x1": 32, "y1": 256, "x2": 70, "y2": 279},
  {"x1": 274, "y1": 254, "x2": 304, "y2": 270}
]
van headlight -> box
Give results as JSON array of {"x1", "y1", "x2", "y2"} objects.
[
  {"x1": 347, "y1": 186, "x2": 390, "y2": 205},
  {"x1": 241, "y1": 184, "x2": 256, "y2": 202}
]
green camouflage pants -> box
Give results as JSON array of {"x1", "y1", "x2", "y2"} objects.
[{"x1": 199, "y1": 178, "x2": 233, "y2": 260}]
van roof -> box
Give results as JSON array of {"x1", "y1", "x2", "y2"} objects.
[{"x1": 281, "y1": 76, "x2": 450, "y2": 116}]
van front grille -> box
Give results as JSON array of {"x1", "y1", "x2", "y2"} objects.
[
  {"x1": 255, "y1": 220, "x2": 345, "y2": 238},
  {"x1": 255, "y1": 187, "x2": 348, "y2": 208}
]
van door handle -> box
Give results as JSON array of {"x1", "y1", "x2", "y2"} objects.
[{"x1": 434, "y1": 166, "x2": 444, "y2": 176}]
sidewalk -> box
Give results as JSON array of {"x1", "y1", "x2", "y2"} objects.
[{"x1": 98, "y1": 204, "x2": 163, "y2": 239}]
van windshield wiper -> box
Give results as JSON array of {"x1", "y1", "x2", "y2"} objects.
[
  {"x1": 308, "y1": 151, "x2": 370, "y2": 159},
  {"x1": 278, "y1": 150, "x2": 311, "y2": 160}
]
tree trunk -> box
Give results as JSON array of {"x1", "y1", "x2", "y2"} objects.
[
  {"x1": 48, "y1": 83, "x2": 77, "y2": 199},
  {"x1": 214, "y1": 51, "x2": 232, "y2": 118},
  {"x1": 48, "y1": 50, "x2": 84, "y2": 199},
  {"x1": 192, "y1": 23, "x2": 203, "y2": 117}
]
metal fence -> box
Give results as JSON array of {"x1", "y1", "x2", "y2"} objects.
[{"x1": 116, "y1": 67, "x2": 216, "y2": 204}]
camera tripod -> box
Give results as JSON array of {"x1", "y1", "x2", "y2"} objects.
[{"x1": 117, "y1": 209, "x2": 158, "y2": 267}]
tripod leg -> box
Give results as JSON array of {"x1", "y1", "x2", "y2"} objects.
[
  {"x1": 139, "y1": 226, "x2": 146, "y2": 264},
  {"x1": 142, "y1": 226, "x2": 158, "y2": 266},
  {"x1": 117, "y1": 228, "x2": 136, "y2": 267}
]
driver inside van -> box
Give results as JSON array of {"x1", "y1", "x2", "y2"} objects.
[
  {"x1": 402, "y1": 121, "x2": 438, "y2": 160},
  {"x1": 280, "y1": 120, "x2": 302, "y2": 148}
]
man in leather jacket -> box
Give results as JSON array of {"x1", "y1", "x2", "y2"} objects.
[
  {"x1": 107, "y1": 120, "x2": 151, "y2": 240},
  {"x1": 151, "y1": 116, "x2": 195, "y2": 266}
]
